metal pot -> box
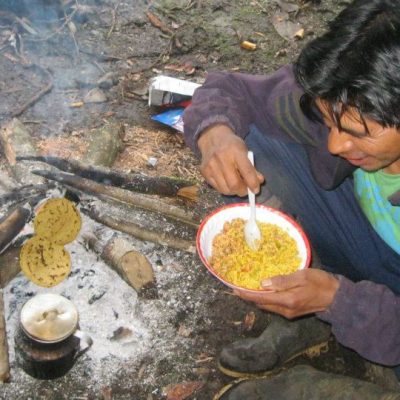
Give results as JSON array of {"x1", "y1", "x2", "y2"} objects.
[{"x1": 14, "y1": 293, "x2": 92, "y2": 380}]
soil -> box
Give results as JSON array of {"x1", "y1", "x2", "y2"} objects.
[{"x1": 0, "y1": 1, "x2": 397, "y2": 399}]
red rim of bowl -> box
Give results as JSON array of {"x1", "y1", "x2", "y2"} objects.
[{"x1": 196, "y1": 202, "x2": 312, "y2": 293}]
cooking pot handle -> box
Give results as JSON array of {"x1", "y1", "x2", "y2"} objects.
[{"x1": 73, "y1": 329, "x2": 93, "y2": 360}]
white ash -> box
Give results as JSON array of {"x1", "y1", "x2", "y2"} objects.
[{"x1": 2, "y1": 214, "x2": 199, "y2": 389}]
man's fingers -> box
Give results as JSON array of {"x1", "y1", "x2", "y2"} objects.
[
  {"x1": 236, "y1": 156, "x2": 263, "y2": 194},
  {"x1": 263, "y1": 271, "x2": 306, "y2": 292}
]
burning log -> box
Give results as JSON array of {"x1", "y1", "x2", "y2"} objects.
[
  {"x1": 0, "y1": 119, "x2": 47, "y2": 185},
  {"x1": 0, "y1": 204, "x2": 32, "y2": 254},
  {"x1": 83, "y1": 229, "x2": 158, "y2": 299},
  {"x1": 31, "y1": 169, "x2": 200, "y2": 227},
  {"x1": 17, "y1": 155, "x2": 198, "y2": 200},
  {"x1": 0, "y1": 290, "x2": 10, "y2": 383},
  {"x1": 85, "y1": 206, "x2": 196, "y2": 254}
]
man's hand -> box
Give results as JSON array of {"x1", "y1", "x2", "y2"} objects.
[
  {"x1": 197, "y1": 124, "x2": 264, "y2": 196},
  {"x1": 234, "y1": 269, "x2": 340, "y2": 319}
]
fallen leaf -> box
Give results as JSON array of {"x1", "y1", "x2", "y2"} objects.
[
  {"x1": 272, "y1": 10, "x2": 303, "y2": 41},
  {"x1": 146, "y1": 11, "x2": 173, "y2": 35},
  {"x1": 163, "y1": 381, "x2": 204, "y2": 400}
]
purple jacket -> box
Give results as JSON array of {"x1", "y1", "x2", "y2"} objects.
[{"x1": 183, "y1": 64, "x2": 400, "y2": 366}]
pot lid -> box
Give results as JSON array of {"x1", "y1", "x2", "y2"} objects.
[{"x1": 20, "y1": 294, "x2": 78, "y2": 342}]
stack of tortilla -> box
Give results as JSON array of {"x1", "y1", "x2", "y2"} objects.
[{"x1": 20, "y1": 198, "x2": 81, "y2": 287}]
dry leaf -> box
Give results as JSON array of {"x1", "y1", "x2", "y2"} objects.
[
  {"x1": 272, "y1": 11, "x2": 303, "y2": 41},
  {"x1": 146, "y1": 11, "x2": 173, "y2": 35},
  {"x1": 163, "y1": 381, "x2": 204, "y2": 400}
]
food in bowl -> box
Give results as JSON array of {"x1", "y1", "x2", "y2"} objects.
[
  {"x1": 196, "y1": 203, "x2": 311, "y2": 292},
  {"x1": 210, "y1": 218, "x2": 301, "y2": 290}
]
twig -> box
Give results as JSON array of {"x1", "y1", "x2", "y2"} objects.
[
  {"x1": 11, "y1": 64, "x2": 53, "y2": 117},
  {"x1": 28, "y1": 8, "x2": 79, "y2": 42},
  {"x1": 85, "y1": 206, "x2": 196, "y2": 253},
  {"x1": 106, "y1": 1, "x2": 122, "y2": 40}
]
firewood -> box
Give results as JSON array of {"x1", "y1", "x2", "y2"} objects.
[
  {"x1": 0, "y1": 119, "x2": 46, "y2": 185},
  {"x1": 0, "y1": 246, "x2": 20, "y2": 288},
  {"x1": 86, "y1": 207, "x2": 196, "y2": 253},
  {"x1": 0, "y1": 204, "x2": 31, "y2": 254},
  {"x1": 32, "y1": 169, "x2": 200, "y2": 227},
  {"x1": 0, "y1": 290, "x2": 10, "y2": 383},
  {"x1": 17, "y1": 155, "x2": 198, "y2": 200},
  {"x1": 0, "y1": 183, "x2": 52, "y2": 207},
  {"x1": 83, "y1": 229, "x2": 158, "y2": 299}
]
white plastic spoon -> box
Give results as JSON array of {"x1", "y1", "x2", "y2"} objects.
[{"x1": 244, "y1": 151, "x2": 262, "y2": 251}]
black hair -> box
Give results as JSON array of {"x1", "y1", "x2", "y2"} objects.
[{"x1": 294, "y1": 0, "x2": 400, "y2": 129}]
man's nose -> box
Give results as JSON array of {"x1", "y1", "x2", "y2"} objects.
[{"x1": 327, "y1": 128, "x2": 353, "y2": 155}]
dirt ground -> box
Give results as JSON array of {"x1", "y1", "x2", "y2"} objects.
[{"x1": 0, "y1": 1, "x2": 397, "y2": 399}]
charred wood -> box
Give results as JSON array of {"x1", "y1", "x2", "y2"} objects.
[
  {"x1": 18, "y1": 155, "x2": 198, "y2": 200},
  {"x1": 0, "y1": 204, "x2": 31, "y2": 254},
  {"x1": 0, "y1": 183, "x2": 52, "y2": 207},
  {"x1": 0, "y1": 246, "x2": 20, "y2": 289},
  {"x1": 85, "y1": 206, "x2": 195, "y2": 254},
  {"x1": 32, "y1": 169, "x2": 200, "y2": 227}
]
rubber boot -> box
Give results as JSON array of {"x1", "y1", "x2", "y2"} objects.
[
  {"x1": 214, "y1": 365, "x2": 400, "y2": 400},
  {"x1": 218, "y1": 315, "x2": 331, "y2": 377}
]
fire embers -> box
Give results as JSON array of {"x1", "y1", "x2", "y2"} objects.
[{"x1": 19, "y1": 198, "x2": 81, "y2": 287}]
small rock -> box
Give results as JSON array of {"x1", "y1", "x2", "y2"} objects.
[
  {"x1": 84, "y1": 88, "x2": 107, "y2": 103},
  {"x1": 110, "y1": 327, "x2": 133, "y2": 341},
  {"x1": 97, "y1": 72, "x2": 119, "y2": 89}
]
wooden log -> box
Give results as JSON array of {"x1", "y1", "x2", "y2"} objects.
[
  {"x1": 17, "y1": 155, "x2": 198, "y2": 200},
  {"x1": 85, "y1": 206, "x2": 196, "y2": 254},
  {"x1": 32, "y1": 169, "x2": 200, "y2": 227},
  {"x1": 84, "y1": 124, "x2": 124, "y2": 167},
  {"x1": 82, "y1": 229, "x2": 158, "y2": 299},
  {"x1": 0, "y1": 246, "x2": 21, "y2": 289},
  {"x1": 0, "y1": 119, "x2": 46, "y2": 185},
  {"x1": 0, "y1": 204, "x2": 31, "y2": 254},
  {"x1": 0, "y1": 184, "x2": 52, "y2": 207},
  {"x1": 0, "y1": 290, "x2": 10, "y2": 383}
]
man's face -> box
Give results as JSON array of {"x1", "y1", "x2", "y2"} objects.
[{"x1": 316, "y1": 99, "x2": 400, "y2": 174}]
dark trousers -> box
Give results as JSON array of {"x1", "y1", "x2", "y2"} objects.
[{"x1": 227, "y1": 125, "x2": 400, "y2": 293}]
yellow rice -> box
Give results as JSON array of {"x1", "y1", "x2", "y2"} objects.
[{"x1": 209, "y1": 218, "x2": 301, "y2": 290}]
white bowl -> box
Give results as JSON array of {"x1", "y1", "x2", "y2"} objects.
[{"x1": 196, "y1": 203, "x2": 311, "y2": 293}]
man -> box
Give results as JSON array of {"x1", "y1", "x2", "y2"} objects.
[{"x1": 183, "y1": 0, "x2": 400, "y2": 398}]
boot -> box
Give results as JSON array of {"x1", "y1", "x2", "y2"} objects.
[
  {"x1": 218, "y1": 315, "x2": 331, "y2": 377},
  {"x1": 215, "y1": 365, "x2": 400, "y2": 400}
]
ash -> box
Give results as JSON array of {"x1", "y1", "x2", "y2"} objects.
[{"x1": 1, "y1": 214, "x2": 222, "y2": 399}]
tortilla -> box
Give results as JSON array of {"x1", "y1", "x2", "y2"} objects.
[
  {"x1": 34, "y1": 198, "x2": 82, "y2": 245},
  {"x1": 20, "y1": 236, "x2": 71, "y2": 287}
]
